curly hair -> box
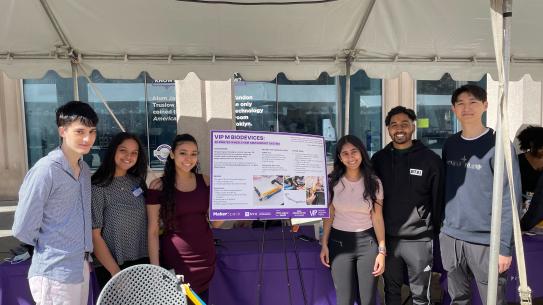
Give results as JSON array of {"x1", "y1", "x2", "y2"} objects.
[
  {"x1": 517, "y1": 125, "x2": 543, "y2": 152},
  {"x1": 385, "y1": 106, "x2": 417, "y2": 126}
]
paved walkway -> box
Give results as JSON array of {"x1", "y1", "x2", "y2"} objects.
[{"x1": 0, "y1": 200, "x2": 20, "y2": 260}]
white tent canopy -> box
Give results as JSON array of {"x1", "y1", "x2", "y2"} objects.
[
  {"x1": 0, "y1": 0, "x2": 536, "y2": 302},
  {"x1": 1, "y1": 0, "x2": 542, "y2": 81}
]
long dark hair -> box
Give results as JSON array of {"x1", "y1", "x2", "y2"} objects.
[
  {"x1": 329, "y1": 135, "x2": 380, "y2": 208},
  {"x1": 160, "y1": 134, "x2": 199, "y2": 231},
  {"x1": 92, "y1": 132, "x2": 148, "y2": 188}
]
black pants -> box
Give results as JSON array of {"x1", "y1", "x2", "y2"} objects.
[
  {"x1": 94, "y1": 257, "x2": 150, "y2": 290},
  {"x1": 329, "y1": 227, "x2": 378, "y2": 305},
  {"x1": 439, "y1": 233, "x2": 507, "y2": 305},
  {"x1": 383, "y1": 238, "x2": 433, "y2": 305}
]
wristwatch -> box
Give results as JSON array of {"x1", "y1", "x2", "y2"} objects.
[{"x1": 378, "y1": 246, "x2": 387, "y2": 256}]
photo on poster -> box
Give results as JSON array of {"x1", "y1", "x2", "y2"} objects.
[
  {"x1": 283, "y1": 176, "x2": 305, "y2": 190},
  {"x1": 283, "y1": 176, "x2": 306, "y2": 206},
  {"x1": 305, "y1": 176, "x2": 325, "y2": 205},
  {"x1": 253, "y1": 175, "x2": 284, "y2": 206}
]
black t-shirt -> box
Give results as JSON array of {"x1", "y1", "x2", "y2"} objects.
[
  {"x1": 518, "y1": 153, "x2": 543, "y2": 198},
  {"x1": 518, "y1": 153, "x2": 543, "y2": 230},
  {"x1": 521, "y1": 174, "x2": 543, "y2": 231}
]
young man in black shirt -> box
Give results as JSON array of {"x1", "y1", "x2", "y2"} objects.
[{"x1": 371, "y1": 106, "x2": 443, "y2": 305}]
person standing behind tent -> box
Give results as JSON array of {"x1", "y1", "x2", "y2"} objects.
[
  {"x1": 440, "y1": 84, "x2": 521, "y2": 305},
  {"x1": 516, "y1": 125, "x2": 543, "y2": 230},
  {"x1": 91, "y1": 132, "x2": 149, "y2": 288},
  {"x1": 371, "y1": 106, "x2": 443, "y2": 305},
  {"x1": 319, "y1": 135, "x2": 386, "y2": 305},
  {"x1": 12, "y1": 101, "x2": 98, "y2": 305},
  {"x1": 146, "y1": 134, "x2": 223, "y2": 304}
]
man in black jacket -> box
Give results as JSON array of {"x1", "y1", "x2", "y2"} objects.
[{"x1": 371, "y1": 106, "x2": 443, "y2": 305}]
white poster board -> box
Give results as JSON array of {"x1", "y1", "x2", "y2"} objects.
[{"x1": 209, "y1": 130, "x2": 329, "y2": 220}]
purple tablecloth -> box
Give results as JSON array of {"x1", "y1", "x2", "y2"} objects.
[
  {"x1": 210, "y1": 228, "x2": 543, "y2": 305},
  {"x1": 438, "y1": 234, "x2": 543, "y2": 305},
  {"x1": 209, "y1": 226, "x2": 336, "y2": 305},
  {"x1": 0, "y1": 260, "x2": 99, "y2": 305}
]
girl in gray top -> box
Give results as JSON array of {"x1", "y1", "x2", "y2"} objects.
[{"x1": 91, "y1": 132, "x2": 149, "y2": 288}]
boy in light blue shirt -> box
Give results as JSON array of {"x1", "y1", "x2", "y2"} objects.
[{"x1": 12, "y1": 101, "x2": 98, "y2": 305}]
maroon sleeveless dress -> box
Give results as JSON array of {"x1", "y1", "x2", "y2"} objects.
[{"x1": 146, "y1": 174, "x2": 215, "y2": 293}]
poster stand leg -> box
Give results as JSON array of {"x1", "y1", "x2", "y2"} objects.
[
  {"x1": 288, "y1": 220, "x2": 309, "y2": 305},
  {"x1": 256, "y1": 219, "x2": 267, "y2": 305},
  {"x1": 256, "y1": 220, "x2": 310, "y2": 305},
  {"x1": 280, "y1": 220, "x2": 294, "y2": 305}
]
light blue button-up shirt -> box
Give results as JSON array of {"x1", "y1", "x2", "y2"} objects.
[{"x1": 12, "y1": 148, "x2": 93, "y2": 283}]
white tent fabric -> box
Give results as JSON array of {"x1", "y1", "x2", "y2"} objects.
[
  {"x1": 489, "y1": 1, "x2": 531, "y2": 303},
  {"x1": 1, "y1": 0, "x2": 542, "y2": 80}
]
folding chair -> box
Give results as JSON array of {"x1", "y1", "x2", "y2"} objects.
[{"x1": 96, "y1": 264, "x2": 187, "y2": 305}]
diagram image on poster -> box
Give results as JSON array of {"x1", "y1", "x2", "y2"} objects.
[{"x1": 253, "y1": 175, "x2": 284, "y2": 206}]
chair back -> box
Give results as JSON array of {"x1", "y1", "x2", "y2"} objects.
[{"x1": 96, "y1": 264, "x2": 187, "y2": 305}]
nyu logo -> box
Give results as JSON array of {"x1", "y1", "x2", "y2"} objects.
[
  {"x1": 309, "y1": 210, "x2": 319, "y2": 217},
  {"x1": 409, "y1": 168, "x2": 423, "y2": 176}
]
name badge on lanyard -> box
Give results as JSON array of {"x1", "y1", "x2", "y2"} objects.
[{"x1": 132, "y1": 186, "x2": 143, "y2": 197}]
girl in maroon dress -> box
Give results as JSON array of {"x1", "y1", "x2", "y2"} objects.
[{"x1": 146, "y1": 134, "x2": 222, "y2": 303}]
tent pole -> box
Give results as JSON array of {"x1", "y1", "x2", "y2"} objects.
[
  {"x1": 344, "y1": 57, "x2": 351, "y2": 136},
  {"x1": 487, "y1": 100, "x2": 505, "y2": 305},
  {"x1": 487, "y1": 1, "x2": 506, "y2": 304},
  {"x1": 489, "y1": 0, "x2": 532, "y2": 303},
  {"x1": 71, "y1": 62, "x2": 79, "y2": 101},
  {"x1": 349, "y1": 0, "x2": 376, "y2": 50},
  {"x1": 40, "y1": 0, "x2": 79, "y2": 102},
  {"x1": 342, "y1": 0, "x2": 375, "y2": 137},
  {"x1": 487, "y1": 0, "x2": 524, "y2": 304},
  {"x1": 39, "y1": 0, "x2": 72, "y2": 50}
]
